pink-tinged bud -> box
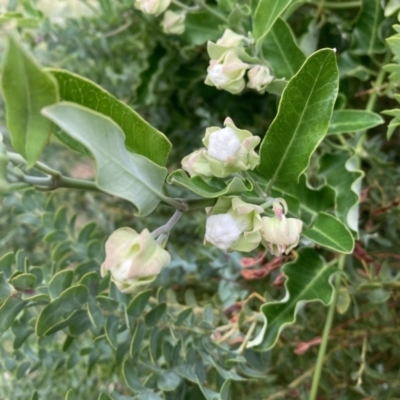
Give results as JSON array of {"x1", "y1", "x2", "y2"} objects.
[
  {"x1": 135, "y1": 0, "x2": 170, "y2": 16},
  {"x1": 181, "y1": 149, "x2": 213, "y2": 178},
  {"x1": 101, "y1": 228, "x2": 171, "y2": 293},
  {"x1": 161, "y1": 10, "x2": 185, "y2": 35},
  {"x1": 261, "y1": 215, "x2": 303, "y2": 257},
  {"x1": 247, "y1": 65, "x2": 274, "y2": 93},
  {"x1": 205, "y1": 50, "x2": 249, "y2": 94}
]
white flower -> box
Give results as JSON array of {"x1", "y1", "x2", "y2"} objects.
[
  {"x1": 101, "y1": 228, "x2": 171, "y2": 293},
  {"x1": 261, "y1": 215, "x2": 303, "y2": 256},
  {"x1": 135, "y1": 0, "x2": 170, "y2": 16},
  {"x1": 205, "y1": 50, "x2": 249, "y2": 94},
  {"x1": 205, "y1": 214, "x2": 241, "y2": 250},
  {"x1": 216, "y1": 29, "x2": 247, "y2": 48},
  {"x1": 161, "y1": 10, "x2": 185, "y2": 35},
  {"x1": 207, "y1": 127, "x2": 241, "y2": 162},
  {"x1": 204, "y1": 197, "x2": 264, "y2": 252},
  {"x1": 247, "y1": 65, "x2": 274, "y2": 93}
]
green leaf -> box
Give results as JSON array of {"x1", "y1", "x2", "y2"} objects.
[
  {"x1": 303, "y1": 212, "x2": 355, "y2": 254},
  {"x1": 327, "y1": 110, "x2": 383, "y2": 135},
  {"x1": 126, "y1": 289, "x2": 153, "y2": 319},
  {"x1": 48, "y1": 69, "x2": 171, "y2": 166},
  {"x1": 249, "y1": 248, "x2": 336, "y2": 350},
  {"x1": 30, "y1": 391, "x2": 39, "y2": 400},
  {"x1": 351, "y1": 0, "x2": 385, "y2": 55},
  {"x1": 220, "y1": 380, "x2": 231, "y2": 400},
  {"x1": 257, "y1": 49, "x2": 339, "y2": 183},
  {"x1": 157, "y1": 371, "x2": 181, "y2": 391},
  {"x1": 130, "y1": 320, "x2": 147, "y2": 357},
  {"x1": 182, "y1": 11, "x2": 224, "y2": 45},
  {"x1": 319, "y1": 153, "x2": 364, "y2": 232},
  {"x1": 262, "y1": 18, "x2": 306, "y2": 79},
  {"x1": 105, "y1": 315, "x2": 120, "y2": 349},
  {"x1": 123, "y1": 358, "x2": 146, "y2": 392},
  {"x1": 0, "y1": 272, "x2": 11, "y2": 300},
  {"x1": 42, "y1": 102, "x2": 168, "y2": 217},
  {"x1": 10, "y1": 273, "x2": 36, "y2": 291},
  {"x1": 48, "y1": 270, "x2": 74, "y2": 300},
  {"x1": 1, "y1": 35, "x2": 59, "y2": 167},
  {"x1": 273, "y1": 174, "x2": 335, "y2": 223},
  {"x1": 0, "y1": 296, "x2": 26, "y2": 333},
  {"x1": 35, "y1": 285, "x2": 89, "y2": 336},
  {"x1": 145, "y1": 303, "x2": 167, "y2": 327},
  {"x1": 167, "y1": 170, "x2": 252, "y2": 198},
  {"x1": 0, "y1": 252, "x2": 14, "y2": 279},
  {"x1": 253, "y1": 0, "x2": 292, "y2": 47}
]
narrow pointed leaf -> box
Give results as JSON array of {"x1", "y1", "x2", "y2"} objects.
[
  {"x1": 303, "y1": 212, "x2": 355, "y2": 254},
  {"x1": 328, "y1": 110, "x2": 383, "y2": 135},
  {"x1": 351, "y1": 0, "x2": 385, "y2": 55},
  {"x1": 1, "y1": 35, "x2": 58, "y2": 166},
  {"x1": 248, "y1": 248, "x2": 336, "y2": 350},
  {"x1": 167, "y1": 170, "x2": 252, "y2": 198},
  {"x1": 48, "y1": 69, "x2": 171, "y2": 166},
  {"x1": 258, "y1": 49, "x2": 339, "y2": 183},
  {"x1": 253, "y1": 0, "x2": 292, "y2": 46},
  {"x1": 262, "y1": 18, "x2": 306, "y2": 79},
  {"x1": 42, "y1": 102, "x2": 168, "y2": 216}
]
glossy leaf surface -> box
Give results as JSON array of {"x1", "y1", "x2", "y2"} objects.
[
  {"x1": 249, "y1": 248, "x2": 336, "y2": 350},
  {"x1": 1, "y1": 35, "x2": 59, "y2": 166},
  {"x1": 327, "y1": 110, "x2": 383, "y2": 135},
  {"x1": 167, "y1": 170, "x2": 252, "y2": 198},
  {"x1": 258, "y1": 49, "x2": 339, "y2": 182},
  {"x1": 48, "y1": 69, "x2": 171, "y2": 166}
]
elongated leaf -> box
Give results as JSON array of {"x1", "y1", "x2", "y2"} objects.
[
  {"x1": 1, "y1": 35, "x2": 58, "y2": 166},
  {"x1": 319, "y1": 153, "x2": 364, "y2": 232},
  {"x1": 262, "y1": 18, "x2": 306, "y2": 79},
  {"x1": 303, "y1": 212, "x2": 354, "y2": 253},
  {"x1": 48, "y1": 69, "x2": 171, "y2": 166},
  {"x1": 167, "y1": 170, "x2": 252, "y2": 198},
  {"x1": 327, "y1": 110, "x2": 383, "y2": 135},
  {"x1": 253, "y1": 0, "x2": 292, "y2": 46},
  {"x1": 42, "y1": 103, "x2": 168, "y2": 216},
  {"x1": 0, "y1": 296, "x2": 26, "y2": 333},
  {"x1": 258, "y1": 49, "x2": 339, "y2": 182},
  {"x1": 351, "y1": 0, "x2": 385, "y2": 55},
  {"x1": 248, "y1": 248, "x2": 336, "y2": 350}
]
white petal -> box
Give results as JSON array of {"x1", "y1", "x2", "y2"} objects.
[
  {"x1": 205, "y1": 214, "x2": 241, "y2": 250},
  {"x1": 207, "y1": 127, "x2": 241, "y2": 161}
]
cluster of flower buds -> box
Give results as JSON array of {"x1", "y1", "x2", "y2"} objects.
[
  {"x1": 181, "y1": 117, "x2": 260, "y2": 178},
  {"x1": 205, "y1": 197, "x2": 303, "y2": 257},
  {"x1": 134, "y1": 0, "x2": 186, "y2": 35},
  {"x1": 205, "y1": 29, "x2": 274, "y2": 94}
]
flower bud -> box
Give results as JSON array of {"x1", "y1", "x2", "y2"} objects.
[
  {"x1": 181, "y1": 149, "x2": 213, "y2": 178},
  {"x1": 216, "y1": 29, "x2": 247, "y2": 48},
  {"x1": 205, "y1": 50, "x2": 249, "y2": 94},
  {"x1": 247, "y1": 65, "x2": 274, "y2": 93},
  {"x1": 205, "y1": 196, "x2": 263, "y2": 252},
  {"x1": 101, "y1": 227, "x2": 171, "y2": 293},
  {"x1": 261, "y1": 215, "x2": 303, "y2": 257},
  {"x1": 135, "y1": 0, "x2": 170, "y2": 16},
  {"x1": 161, "y1": 10, "x2": 185, "y2": 35}
]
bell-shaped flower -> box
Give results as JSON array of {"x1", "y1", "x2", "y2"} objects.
[
  {"x1": 101, "y1": 227, "x2": 171, "y2": 293},
  {"x1": 161, "y1": 10, "x2": 185, "y2": 34},
  {"x1": 261, "y1": 215, "x2": 303, "y2": 256},
  {"x1": 181, "y1": 117, "x2": 260, "y2": 178},
  {"x1": 205, "y1": 196, "x2": 263, "y2": 252},
  {"x1": 205, "y1": 50, "x2": 249, "y2": 94},
  {"x1": 247, "y1": 65, "x2": 274, "y2": 93},
  {"x1": 216, "y1": 29, "x2": 247, "y2": 48},
  {"x1": 135, "y1": 0, "x2": 170, "y2": 16}
]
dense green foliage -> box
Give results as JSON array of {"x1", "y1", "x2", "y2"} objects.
[{"x1": 0, "y1": 0, "x2": 400, "y2": 399}]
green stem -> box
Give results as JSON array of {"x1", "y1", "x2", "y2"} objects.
[
  {"x1": 151, "y1": 209, "x2": 183, "y2": 238},
  {"x1": 264, "y1": 178, "x2": 275, "y2": 196},
  {"x1": 186, "y1": 198, "x2": 217, "y2": 210},
  {"x1": 309, "y1": 255, "x2": 345, "y2": 400},
  {"x1": 198, "y1": 0, "x2": 226, "y2": 22},
  {"x1": 172, "y1": 0, "x2": 199, "y2": 11},
  {"x1": 161, "y1": 197, "x2": 188, "y2": 211},
  {"x1": 309, "y1": 0, "x2": 361, "y2": 8}
]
